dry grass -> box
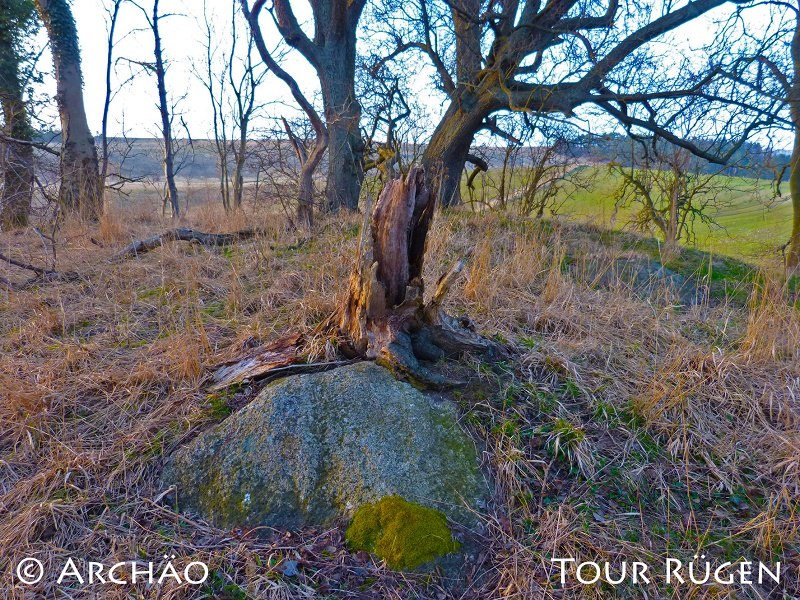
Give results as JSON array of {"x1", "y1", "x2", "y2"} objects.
[{"x1": 1, "y1": 198, "x2": 799, "y2": 598}]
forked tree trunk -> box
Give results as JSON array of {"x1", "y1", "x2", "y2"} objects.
[{"x1": 339, "y1": 166, "x2": 496, "y2": 386}]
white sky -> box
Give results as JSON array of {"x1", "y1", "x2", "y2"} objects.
[{"x1": 65, "y1": 0, "x2": 320, "y2": 139}]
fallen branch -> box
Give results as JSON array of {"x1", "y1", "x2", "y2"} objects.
[
  {"x1": 0, "y1": 250, "x2": 57, "y2": 276},
  {"x1": 210, "y1": 358, "x2": 360, "y2": 392},
  {"x1": 112, "y1": 228, "x2": 266, "y2": 260}
]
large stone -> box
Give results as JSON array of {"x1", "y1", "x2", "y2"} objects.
[{"x1": 163, "y1": 362, "x2": 486, "y2": 530}]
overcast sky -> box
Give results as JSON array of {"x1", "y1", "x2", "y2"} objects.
[
  {"x1": 64, "y1": 0, "x2": 321, "y2": 139},
  {"x1": 42, "y1": 1, "x2": 789, "y2": 149}
]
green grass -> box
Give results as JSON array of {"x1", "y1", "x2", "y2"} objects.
[{"x1": 465, "y1": 165, "x2": 792, "y2": 263}]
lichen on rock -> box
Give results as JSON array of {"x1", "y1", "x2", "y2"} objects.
[{"x1": 346, "y1": 495, "x2": 461, "y2": 570}]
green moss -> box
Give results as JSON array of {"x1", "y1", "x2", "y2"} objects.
[{"x1": 345, "y1": 496, "x2": 460, "y2": 570}]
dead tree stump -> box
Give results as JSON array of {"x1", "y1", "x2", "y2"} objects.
[
  {"x1": 339, "y1": 166, "x2": 496, "y2": 387},
  {"x1": 211, "y1": 166, "x2": 499, "y2": 391}
]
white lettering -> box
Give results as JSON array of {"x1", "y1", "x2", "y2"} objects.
[
  {"x1": 88, "y1": 562, "x2": 106, "y2": 584},
  {"x1": 551, "y1": 558, "x2": 575, "y2": 585},
  {"x1": 57, "y1": 558, "x2": 84, "y2": 585},
  {"x1": 665, "y1": 558, "x2": 684, "y2": 584},
  {"x1": 184, "y1": 561, "x2": 209, "y2": 585},
  {"x1": 759, "y1": 562, "x2": 781, "y2": 584},
  {"x1": 631, "y1": 562, "x2": 650, "y2": 584},
  {"x1": 108, "y1": 562, "x2": 128, "y2": 585}
]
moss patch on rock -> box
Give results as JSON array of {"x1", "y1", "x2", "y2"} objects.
[{"x1": 346, "y1": 495, "x2": 460, "y2": 570}]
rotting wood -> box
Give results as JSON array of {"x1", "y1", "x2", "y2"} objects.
[
  {"x1": 338, "y1": 165, "x2": 501, "y2": 388},
  {"x1": 209, "y1": 333, "x2": 304, "y2": 391}
]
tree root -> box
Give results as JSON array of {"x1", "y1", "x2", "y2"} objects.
[{"x1": 377, "y1": 332, "x2": 465, "y2": 390}]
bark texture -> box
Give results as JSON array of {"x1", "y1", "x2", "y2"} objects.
[
  {"x1": 35, "y1": 0, "x2": 102, "y2": 220},
  {"x1": 340, "y1": 166, "x2": 496, "y2": 387},
  {"x1": 272, "y1": 0, "x2": 366, "y2": 212},
  {"x1": 112, "y1": 227, "x2": 265, "y2": 260},
  {"x1": 209, "y1": 168, "x2": 499, "y2": 391},
  {"x1": 319, "y1": 44, "x2": 364, "y2": 212},
  {"x1": 422, "y1": 99, "x2": 489, "y2": 207}
]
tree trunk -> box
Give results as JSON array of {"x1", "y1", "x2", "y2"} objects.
[
  {"x1": 152, "y1": 0, "x2": 180, "y2": 218},
  {"x1": 211, "y1": 166, "x2": 500, "y2": 392},
  {"x1": 324, "y1": 108, "x2": 363, "y2": 211},
  {"x1": 319, "y1": 41, "x2": 364, "y2": 212},
  {"x1": 667, "y1": 176, "x2": 679, "y2": 246},
  {"x1": 421, "y1": 98, "x2": 487, "y2": 207},
  {"x1": 787, "y1": 128, "x2": 800, "y2": 269},
  {"x1": 297, "y1": 161, "x2": 316, "y2": 231},
  {"x1": 0, "y1": 108, "x2": 34, "y2": 231},
  {"x1": 339, "y1": 166, "x2": 496, "y2": 386},
  {"x1": 282, "y1": 116, "x2": 324, "y2": 232},
  {"x1": 35, "y1": 0, "x2": 102, "y2": 220},
  {"x1": 233, "y1": 130, "x2": 247, "y2": 209},
  {"x1": 787, "y1": 8, "x2": 800, "y2": 271},
  {"x1": 0, "y1": 11, "x2": 34, "y2": 230},
  {"x1": 101, "y1": 0, "x2": 121, "y2": 189},
  {"x1": 219, "y1": 148, "x2": 231, "y2": 212}
]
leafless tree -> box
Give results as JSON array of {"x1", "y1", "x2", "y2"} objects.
[
  {"x1": 362, "y1": 75, "x2": 412, "y2": 181},
  {"x1": 728, "y1": 1, "x2": 800, "y2": 268},
  {"x1": 610, "y1": 142, "x2": 739, "y2": 246},
  {"x1": 324, "y1": 0, "x2": 786, "y2": 382},
  {"x1": 241, "y1": 0, "x2": 327, "y2": 231},
  {"x1": 197, "y1": 0, "x2": 266, "y2": 213},
  {"x1": 246, "y1": 121, "x2": 313, "y2": 223},
  {"x1": 130, "y1": 0, "x2": 181, "y2": 217},
  {"x1": 371, "y1": 0, "x2": 782, "y2": 207},
  {"x1": 518, "y1": 139, "x2": 577, "y2": 218},
  {"x1": 100, "y1": 0, "x2": 124, "y2": 190}
]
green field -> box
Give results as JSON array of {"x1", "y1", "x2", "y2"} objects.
[{"x1": 465, "y1": 165, "x2": 793, "y2": 263}]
